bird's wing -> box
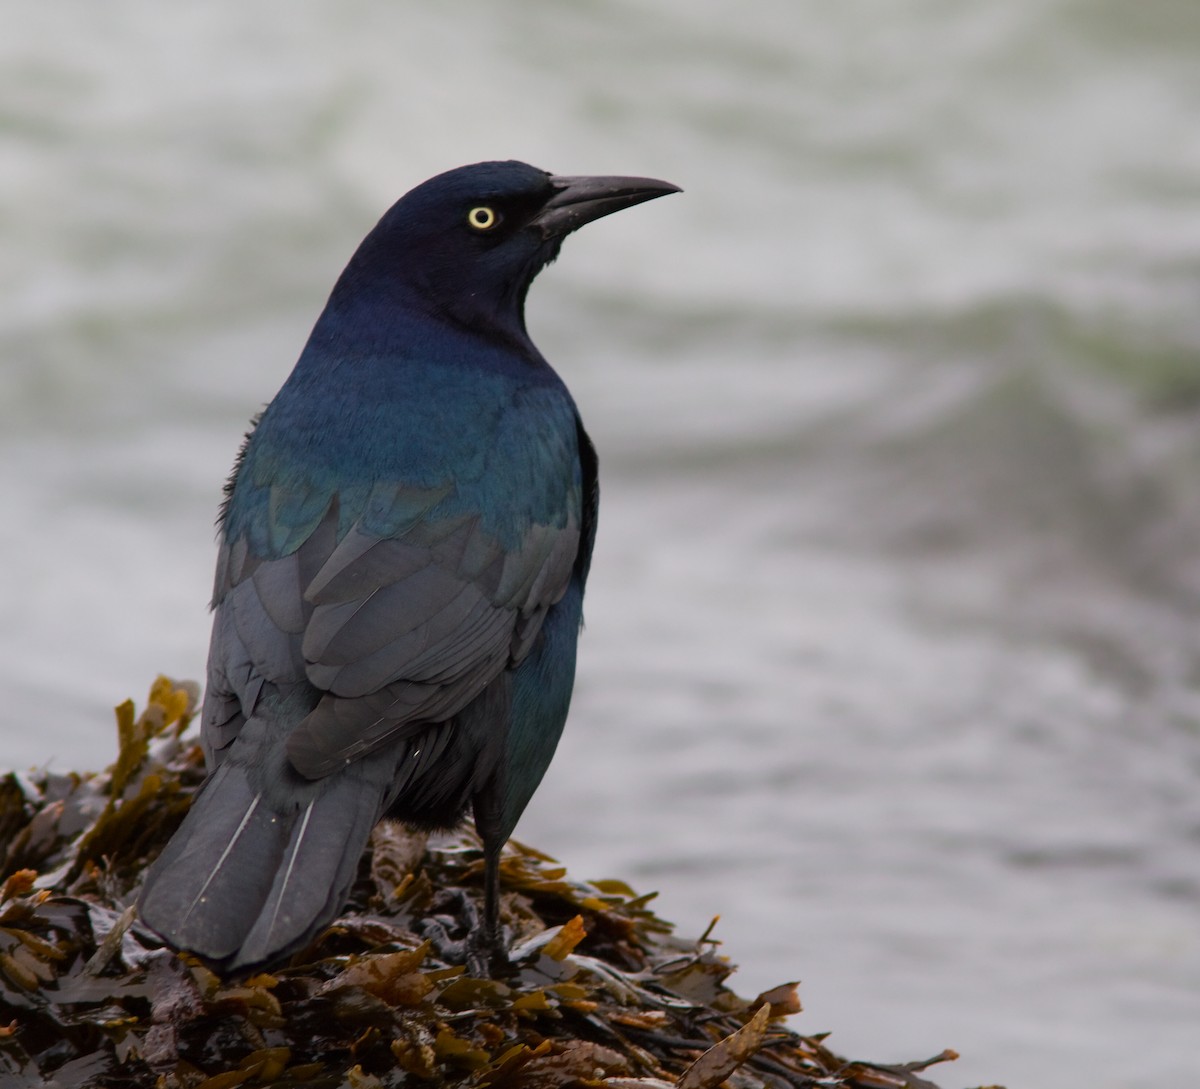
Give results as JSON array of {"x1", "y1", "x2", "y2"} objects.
[
  {"x1": 287, "y1": 498, "x2": 580, "y2": 776},
  {"x1": 203, "y1": 497, "x2": 341, "y2": 762},
  {"x1": 206, "y1": 472, "x2": 582, "y2": 779}
]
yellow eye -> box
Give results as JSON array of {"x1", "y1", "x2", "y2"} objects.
[{"x1": 467, "y1": 206, "x2": 499, "y2": 231}]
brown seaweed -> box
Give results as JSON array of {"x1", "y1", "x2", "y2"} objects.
[{"x1": 0, "y1": 678, "x2": 974, "y2": 1088}]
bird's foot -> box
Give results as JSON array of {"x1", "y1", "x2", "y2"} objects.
[
  {"x1": 415, "y1": 882, "x2": 513, "y2": 978},
  {"x1": 416, "y1": 887, "x2": 509, "y2": 976},
  {"x1": 415, "y1": 884, "x2": 512, "y2": 977},
  {"x1": 415, "y1": 887, "x2": 477, "y2": 965},
  {"x1": 465, "y1": 922, "x2": 511, "y2": 980}
]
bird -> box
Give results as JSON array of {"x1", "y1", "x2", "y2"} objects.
[{"x1": 137, "y1": 160, "x2": 679, "y2": 975}]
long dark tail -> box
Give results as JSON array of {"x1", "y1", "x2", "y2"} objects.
[{"x1": 138, "y1": 751, "x2": 391, "y2": 971}]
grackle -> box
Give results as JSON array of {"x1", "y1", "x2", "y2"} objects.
[{"x1": 138, "y1": 161, "x2": 679, "y2": 974}]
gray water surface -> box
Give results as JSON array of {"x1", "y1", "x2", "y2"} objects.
[{"x1": 4, "y1": 4, "x2": 1200, "y2": 1087}]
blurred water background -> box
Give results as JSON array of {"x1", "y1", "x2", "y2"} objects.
[{"x1": 4, "y1": 2, "x2": 1200, "y2": 1086}]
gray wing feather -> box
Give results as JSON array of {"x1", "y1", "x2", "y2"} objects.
[
  {"x1": 304, "y1": 530, "x2": 433, "y2": 604},
  {"x1": 229, "y1": 575, "x2": 307, "y2": 683},
  {"x1": 204, "y1": 507, "x2": 339, "y2": 762},
  {"x1": 250, "y1": 553, "x2": 307, "y2": 633},
  {"x1": 203, "y1": 605, "x2": 264, "y2": 757}
]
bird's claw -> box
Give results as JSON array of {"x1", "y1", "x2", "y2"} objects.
[{"x1": 416, "y1": 887, "x2": 509, "y2": 977}]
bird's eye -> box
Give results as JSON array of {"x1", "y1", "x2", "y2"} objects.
[{"x1": 467, "y1": 206, "x2": 500, "y2": 231}]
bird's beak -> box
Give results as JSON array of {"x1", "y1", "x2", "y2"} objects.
[{"x1": 532, "y1": 174, "x2": 681, "y2": 239}]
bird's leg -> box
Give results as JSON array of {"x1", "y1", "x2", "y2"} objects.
[
  {"x1": 483, "y1": 841, "x2": 501, "y2": 946},
  {"x1": 465, "y1": 842, "x2": 509, "y2": 977}
]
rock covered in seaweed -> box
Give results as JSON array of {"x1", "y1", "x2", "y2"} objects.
[{"x1": 0, "y1": 679, "x2": 963, "y2": 1088}]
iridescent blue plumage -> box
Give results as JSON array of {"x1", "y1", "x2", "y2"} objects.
[{"x1": 138, "y1": 161, "x2": 677, "y2": 972}]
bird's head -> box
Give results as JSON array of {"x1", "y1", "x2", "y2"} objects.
[{"x1": 330, "y1": 160, "x2": 680, "y2": 353}]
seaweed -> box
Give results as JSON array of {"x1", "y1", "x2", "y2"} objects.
[{"x1": 0, "y1": 679, "x2": 971, "y2": 1089}]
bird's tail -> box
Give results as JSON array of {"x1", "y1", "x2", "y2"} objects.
[{"x1": 138, "y1": 746, "x2": 393, "y2": 971}]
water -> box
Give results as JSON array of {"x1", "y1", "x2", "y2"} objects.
[{"x1": 4, "y1": 3, "x2": 1200, "y2": 1086}]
